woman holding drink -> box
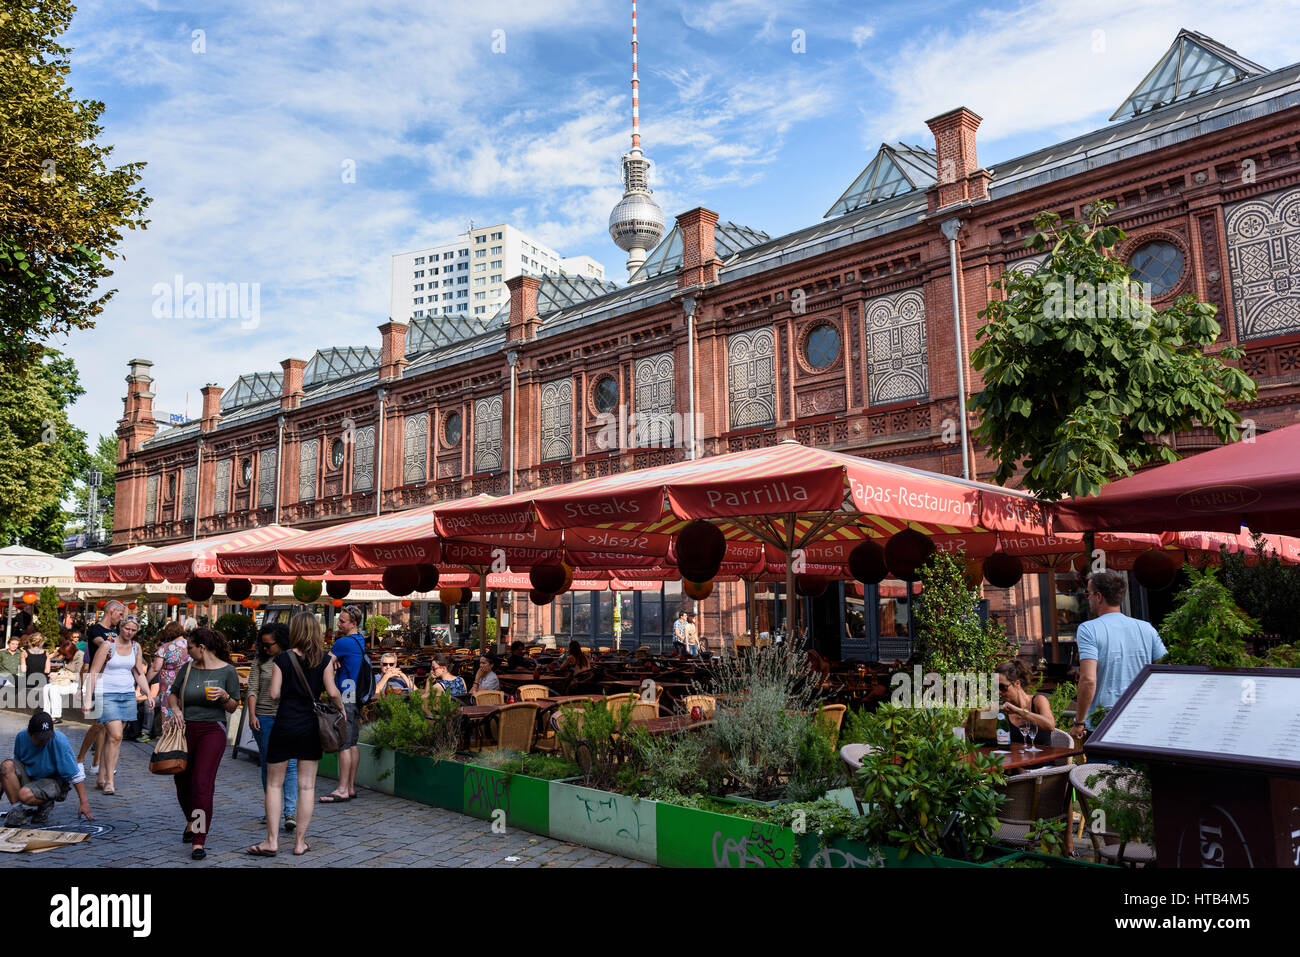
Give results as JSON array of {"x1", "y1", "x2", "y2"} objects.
[{"x1": 168, "y1": 627, "x2": 240, "y2": 861}]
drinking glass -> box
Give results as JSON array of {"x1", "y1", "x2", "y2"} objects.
[{"x1": 1019, "y1": 720, "x2": 1038, "y2": 753}]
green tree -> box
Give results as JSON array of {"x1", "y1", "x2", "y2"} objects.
[
  {"x1": 1161, "y1": 566, "x2": 1256, "y2": 667},
  {"x1": 914, "y1": 551, "x2": 1018, "y2": 676},
  {"x1": 66, "y1": 433, "x2": 116, "y2": 539},
  {"x1": 0, "y1": 349, "x2": 89, "y2": 549},
  {"x1": 37, "y1": 585, "x2": 59, "y2": 649},
  {"x1": 970, "y1": 201, "x2": 1256, "y2": 500},
  {"x1": 1219, "y1": 534, "x2": 1300, "y2": 645},
  {"x1": 0, "y1": 0, "x2": 150, "y2": 367}
]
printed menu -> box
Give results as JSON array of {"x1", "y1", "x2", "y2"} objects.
[{"x1": 1095, "y1": 671, "x2": 1300, "y2": 765}]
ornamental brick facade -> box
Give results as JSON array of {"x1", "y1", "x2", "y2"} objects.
[{"x1": 113, "y1": 34, "x2": 1300, "y2": 655}]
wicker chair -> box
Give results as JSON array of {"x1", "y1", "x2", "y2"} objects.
[
  {"x1": 1069, "y1": 762, "x2": 1156, "y2": 866},
  {"x1": 817, "y1": 704, "x2": 848, "y2": 746},
  {"x1": 631, "y1": 701, "x2": 659, "y2": 722},
  {"x1": 517, "y1": 683, "x2": 551, "y2": 702},
  {"x1": 604, "y1": 692, "x2": 638, "y2": 711},
  {"x1": 487, "y1": 702, "x2": 540, "y2": 753},
  {"x1": 992, "y1": 765, "x2": 1074, "y2": 849},
  {"x1": 683, "y1": 694, "x2": 717, "y2": 718},
  {"x1": 473, "y1": 689, "x2": 506, "y2": 706}
]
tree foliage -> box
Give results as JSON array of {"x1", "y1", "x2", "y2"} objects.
[
  {"x1": 0, "y1": 0, "x2": 150, "y2": 367},
  {"x1": 914, "y1": 550, "x2": 1017, "y2": 676},
  {"x1": 67, "y1": 433, "x2": 116, "y2": 538},
  {"x1": 0, "y1": 349, "x2": 89, "y2": 548},
  {"x1": 970, "y1": 201, "x2": 1256, "y2": 499},
  {"x1": 1160, "y1": 566, "x2": 1256, "y2": 667},
  {"x1": 1219, "y1": 534, "x2": 1300, "y2": 644},
  {"x1": 37, "y1": 585, "x2": 60, "y2": 648}
]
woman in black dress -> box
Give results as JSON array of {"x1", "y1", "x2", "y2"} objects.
[
  {"x1": 247, "y1": 613, "x2": 343, "y2": 857},
  {"x1": 995, "y1": 659, "x2": 1056, "y2": 747}
]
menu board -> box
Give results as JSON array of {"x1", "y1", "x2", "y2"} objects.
[{"x1": 1088, "y1": 665, "x2": 1300, "y2": 773}]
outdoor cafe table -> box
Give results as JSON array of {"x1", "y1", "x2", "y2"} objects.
[
  {"x1": 632, "y1": 714, "x2": 713, "y2": 737},
  {"x1": 496, "y1": 672, "x2": 568, "y2": 689},
  {"x1": 973, "y1": 743, "x2": 1080, "y2": 771}
]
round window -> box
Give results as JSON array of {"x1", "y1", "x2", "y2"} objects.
[
  {"x1": 1129, "y1": 241, "x2": 1185, "y2": 297},
  {"x1": 331, "y1": 439, "x2": 345, "y2": 468},
  {"x1": 242, "y1": 459, "x2": 252, "y2": 485},
  {"x1": 594, "y1": 376, "x2": 619, "y2": 415},
  {"x1": 805, "y1": 324, "x2": 841, "y2": 370},
  {"x1": 444, "y1": 412, "x2": 462, "y2": 447}
]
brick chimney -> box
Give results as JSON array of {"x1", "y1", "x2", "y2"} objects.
[
  {"x1": 378, "y1": 320, "x2": 409, "y2": 381},
  {"x1": 925, "y1": 107, "x2": 991, "y2": 212},
  {"x1": 200, "y1": 383, "x2": 223, "y2": 432},
  {"x1": 117, "y1": 359, "x2": 158, "y2": 457},
  {"x1": 676, "y1": 207, "x2": 722, "y2": 289},
  {"x1": 280, "y1": 358, "x2": 306, "y2": 410},
  {"x1": 506, "y1": 275, "x2": 542, "y2": 343}
]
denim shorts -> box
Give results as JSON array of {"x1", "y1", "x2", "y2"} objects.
[{"x1": 98, "y1": 691, "x2": 138, "y2": 724}]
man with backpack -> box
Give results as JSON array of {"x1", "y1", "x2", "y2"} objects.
[{"x1": 320, "y1": 605, "x2": 373, "y2": 803}]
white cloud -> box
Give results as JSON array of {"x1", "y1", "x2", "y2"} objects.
[{"x1": 851, "y1": 24, "x2": 875, "y2": 48}]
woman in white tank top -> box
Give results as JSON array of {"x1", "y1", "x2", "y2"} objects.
[{"x1": 86, "y1": 617, "x2": 155, "y2": 794}]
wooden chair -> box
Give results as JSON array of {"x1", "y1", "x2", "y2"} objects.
[
  {"x1": 597, "y1": 646, "x2": 611, "y2": 654},
  {"x1": 817, "y1": 703, "x2": 848, "y2": 746},
  {"x1": 683, "y1": 694, "x2": 717, "y2": 718},
  {"x1": 517, "y1": 683, "x2": 550, "y2": 702},
  {"x1": 630, "y1": 701, "x2": 659, "y2": 722},
  {"x1": 487, "y1": 702, "x2": 540, "y2": 753},
  {"x1": 992, "y1": 765, "x2": 1074, "y2": 850},
  {"x1": 473, "y1": 689, "x2": 506, "y2": 706},
  {"x1": 1069, "y1": 763, "x2": 1156, "y2": 866}
]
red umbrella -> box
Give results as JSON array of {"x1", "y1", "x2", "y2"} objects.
[{"x1": 1055, "y1": 423, "x2": 1300, "y2": 535}]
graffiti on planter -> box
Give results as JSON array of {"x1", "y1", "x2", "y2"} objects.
[
  {"x1": 807, "y1": 846, "x2": 886, "y2": 868},
  {"x1": 467, "y1": 767, "x2": 509, "y2": 818},
  {"x1": 573, "y1": 794, "x2": 646, "y2": 844},
  {"x1": 711, "y1": 822, "x2": 788, "y2": 868}
]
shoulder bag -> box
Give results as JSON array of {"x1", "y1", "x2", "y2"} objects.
[
  {"x1": 150, "y1": 663, "x2": 192, "y2": 775},
  {"x1": 288, "y1": 651, "x2": 347, "y2": 753}
]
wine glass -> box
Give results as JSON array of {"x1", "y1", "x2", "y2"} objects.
[{"x1": 1019, "y1": 717, "x2": 1039, "y2": 753}]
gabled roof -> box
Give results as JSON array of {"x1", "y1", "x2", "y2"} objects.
[
  {"x1": 302, "y1": 347, "x2": 380, "y2": 388},
  {"x1": 824, "y1": 143, "x2": 938, "y2": 218},
  {"x1": 220, "y1": 371, "x2": 282, "y2": 411},
  {"x1": 536, "y1": 273, "x2": 620, "y2": 317},
  {"x1": 1111, "y1": 29, "x2": 1266, "y2": 121},
  {"x1": 406, "y1": 314, "x2": 495, "y2": 355},
  {"x1": 628, "y1": 221, "x2": 771, "y2": 282}
]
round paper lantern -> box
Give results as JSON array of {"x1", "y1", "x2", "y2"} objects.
[
  {"x1": 186, "y1": 602, "x2": 195, "y2": 609},
  {"x1": 21, "y1": 591, "x2": 38, "y2": 605},
  {"x1": 127, "y1": 602, "x2": 137, "y2": 611},
  {"x1": 96, "y1": 601, "x2": 106, "y2": 609},
  {"x1": 529, "y1": 589, "x2": 555, "y2": 606},
  {"x1": 458, "y1": 589, "x2": 472, "y2": 606},
  {"x1": 57, "y1": 601, "x2": 65, "y2": 608},
  {"x1": 382, "y1": 565, "x2": 420, "y2": 597},
  {"x1": 240, "y1": 598, "x2": 258, "y2": 610},
  {"x1": 796, "y1": 574, "x2": 830, "y2": 597},
  {"x1": 185, "y1": 577, "x2": 215, "y2": 602},
  {"x1": 682, "y1": 579, "x2": 714, "y2": 601},
  {"x1": 962, "y1": 558, "x2": 985, "y2": 590},
  {"x1": 332, "y1": 598, "x2": 344, "y2": 608},
  {"x1": 885, "y1": 529, "x2": 936, "y2": 582},
  {"x1": 675, "y1": 520, "x2": 727, "y2": 581},
  {"x1": 439, "y1": 587, "x2": 464, "y2": 606},
  {"x1": 1133, "y1": 549, "x2": 1178, "y2": 591},
  {"x1": 848, "y1": 541, "x2": 888, "y2": 585},
  {"x1": 166, "y1": 595, "x2": 180, "y2": 606},
  {"x1": 529, "y1": 564, "x2": 566, "y2": 594},
  {"x1": 559, "y1": 563, "x2": 575, "y2": 593},
  {"x1": 416, "y1": 564, "x2": 440, "y2": 593},
  {"x1": 400, "y1": 600, "x2": 412, "y2": 608},
  {"x1": 326, "y1": 579, "x2": 352, "y2": 600},
  {"x1": 292, "y1": 577, "x2": 323, "y2": 603},
  {"x1": 982, "y1": 553, "x2": 1025, "y2": 589},
  {"x1": 225, "y1": 578, "x2": 253, "y2": 602}
]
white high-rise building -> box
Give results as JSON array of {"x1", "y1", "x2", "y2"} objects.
[{"x1": 390, "y1": 224, "x2": 607, "y2": 323}]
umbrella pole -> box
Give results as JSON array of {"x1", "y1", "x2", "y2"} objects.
[{"x1": 477, "y1": 570, "x2": 488, "y2": 653}]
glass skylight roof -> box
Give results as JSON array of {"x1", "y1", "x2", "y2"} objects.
[
  {"x1": 824, "y1": 143, "x2": 938, "y2": 218},
  {"x1": 536, "y1": 274, "x2": 620, "y2": 316},
  {"x1": 406, "y1": 314, "x2": 494, "y2": 354},
  {"x1": 628, "y1": 221, "x2": 770, "y2": 282},
  {"x1": 1111, "y1": 29, "x2": 1265, "y2": 121},
  {"x1": 302, "y1": 347, "x2": 380, "y2": 387},
  {"x1": 220, "y1": 372, "x2": 282, "y2": 411}
]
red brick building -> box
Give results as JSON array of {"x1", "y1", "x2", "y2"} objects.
[{"x1": 114, "y1": 31, "x2": 1300, "y2": 657}]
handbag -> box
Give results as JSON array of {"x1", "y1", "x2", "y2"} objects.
[
  {"x1": 288, "y1": 651, "x2": 347, "y2": 753},
  {"x1": 150, "y1": 664, "x2": 192, "y2": 775}
]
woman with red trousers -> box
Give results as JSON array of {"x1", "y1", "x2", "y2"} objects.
[{"x1": 168, "y1": 627, "x2": 240, "y2": 861}]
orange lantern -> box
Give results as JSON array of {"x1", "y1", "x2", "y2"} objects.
[
  {"x1": 400, "y1": 599, "x2": 412, "y2": 608},
  {"x1": 186, "y1": 602, "x2": 195, "y2": 609},
  {"x1": 241, "y1": 598, "x2": 258, "y2": 609},
  {"x1": 682, "y1": 579, "x2": 714, "y2": 601},
  {"x1": 332, "y1": 598, "x2": 344, "y2": 608},
  {"x1": 166, "y1": 595, "x2": 180, "y2": 606},
  {"x1": 127, "y1": 602, "x2": 138, "y2": 611},
  {"x1": 96, "y1": 601, "x2": 106, "y2": 609},
  {"x1": 57, "y1": 601, "x2": 65, "y2": 608},
  {"x1": 21, "y1": 592, "x2": 38, "y2": 605},
  {"x1": 439, "y1": 587, "x2": 463, "y2": 605}
]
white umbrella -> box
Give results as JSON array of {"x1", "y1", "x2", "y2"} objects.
[{"x1": 0, "y1": 546, "x2": 84, "y2": 639}]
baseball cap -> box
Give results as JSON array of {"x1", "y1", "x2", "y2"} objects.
[{"x1": 28, "y1": 711, "x2": 54, "y2": 746}]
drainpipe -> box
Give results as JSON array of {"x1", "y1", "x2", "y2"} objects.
[
  {"x1": 683, "y1": 295, "x2": 697, "y2": 460},
  {"x1": 375, "y1": 387, "x2": 387, "y2": 516},
  {"x1": 940, "y1": 217, "x2": 971, "y2": 480},
  {"x1": 274, "y1": 416, "x2": 285, "y2": 525},
  {"x1": 192, "y1": 436, "x2": 203, "y2": 541},
  {"x1": 507, "y1": 350, "x2": 518, "y2": 494}
]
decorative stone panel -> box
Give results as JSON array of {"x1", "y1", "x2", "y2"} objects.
[
  {"x1": 299, "y1": 437, "x2": 319, "y2": 501},
  {"x1": 1225, "y1": 185, "x2": 1300, "y2": 341},
  {"x1": 403, "y1": 413, "x2": 428, "y2": 484},
  {"x1": 864, "y1": 289, "x2": 929, "y2": 405},
  {"x1": 352, "y1": 425, "x2": 375, "y2": 492},
  {"x1": 541, "y1": 378, "x2": 573, "y2": 463},
  {"x1": 474, "y1": 396, "x2": 503, "y2": 473},
  {"x1": 213, "y1": 459, "x2": 230, "y2": 515},
  {"x1": 258, "y1": 448, "x2": 277, "y2": 508},
  {"x1": 727, "y1": 327, "x2": 776, "y2": 429}
]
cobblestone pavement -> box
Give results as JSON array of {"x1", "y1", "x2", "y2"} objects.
[{"x1": 0, "y1": 710, "x2": 648, "y2": 869}]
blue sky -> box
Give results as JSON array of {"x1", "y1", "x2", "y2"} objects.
[{"x1": 52, "y1": 0, "x2": 1300, "y2": 443}]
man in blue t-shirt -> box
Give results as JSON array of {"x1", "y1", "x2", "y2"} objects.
[
  {"x1": 1073, "y1": 570, "x2": 1167, "y2": 738},
  {"x1": 1, "y1": 711, "x2": 93, "y2": 826},
  {"x1": 322, "y1": 605, "x2": 367, "y2": 803}
]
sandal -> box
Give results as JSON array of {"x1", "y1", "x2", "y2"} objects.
[
  {"x1": 317, "y1": 793, "x2": 351, "y2": 803},
  {"x1": 246, "y1": 845, "x2": 278, "y2": 857},
  {"x1": 102, "y1": 785, "x2": 115, "y2": 796},
  {"x1": 293, "y1": 844, "x2": 311, "y2": 856}
]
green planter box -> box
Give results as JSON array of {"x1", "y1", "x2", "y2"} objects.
[
  {"x1": 656, "y1": 800, "x2": 797, "y2": 869},
  {"x1": 548, "y1": 779, "x2": 657, "y2": 863},
  {"x1": 319, "y1": 752, "x2": 338, "y2": 779},
  {"x1": 460, "y1": 764, "x2": 552, "y2": 837},
  {"x1": 986, "y1": 849, "x2": 1115, "y2": 868},
  {"x1": 395, "y1": 752, "x2": 464, "y2": 810},
  {"x1": 798, "y1": 835, "x2": 989, "y2": 868},
  {"x1": 356, "y1": 742, "x2": 396, "y2": 795}
]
